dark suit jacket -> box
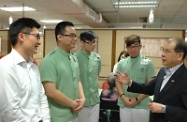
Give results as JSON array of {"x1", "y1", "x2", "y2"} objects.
[{"x1": 128, "y1": 64, "x2": 187, "y2": 122}]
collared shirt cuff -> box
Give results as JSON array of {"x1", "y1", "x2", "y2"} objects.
[{"x1": 128, "y1": 80, "x2": 133, "y2": 87}]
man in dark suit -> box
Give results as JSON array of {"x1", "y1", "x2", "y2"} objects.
[{"x1": 116, "y1": 37, "x2": 187, "y2": 122}]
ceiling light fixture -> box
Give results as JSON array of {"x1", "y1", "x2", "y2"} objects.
[
  {"x1": 9, "y1": 16, "x2": 13, "y2": 25},
  {"x1": 113, "y1": 1, "x2": 158, "y2": 8},
  {"x1": 0, "y1": 6, "x2": 35, "y2": 12},
  {"x1": 148, "y1": 9, "x2": 154, "y2": 23},
  {"x1": 40, "y1": 20, "x2": 63, "y2": 24},
  {"x1": 43, "y1": 25, "x2": 46, "y2": 29}
]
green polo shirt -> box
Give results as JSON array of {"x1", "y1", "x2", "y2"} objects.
[
  {"x1": 117, "y1": 55, "x2": 155, "y2": 109},
  {"x1": 76, "y1": 50, "x2": 101, "y2": 106},
  {"x1": 39, "y1": 47, "x2": 79, "y2": 122}
]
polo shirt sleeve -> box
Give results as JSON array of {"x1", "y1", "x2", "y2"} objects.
[
  {"x1": 39, "y1": 59, "x2": 58, "y2": 83},
  {"x1": 116, "y1": 59, "x2": 124, "y2": 73}
]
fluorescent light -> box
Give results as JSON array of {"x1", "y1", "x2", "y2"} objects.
[
  {"x1": 113, "y1": 1, "x2": 158, "y2": 8},
  {"x1": 0, "y1": 6, "x2": 35, "y2": 12},
  {"x1": 40, "y1": 20, "x2": 63, "y2": 23},
  {"x1": 113, "y1": 1, "x2": 158, "y2": 5},
  {"x1": 116, "y1": 5, "x2": 157, "y2": 8}
]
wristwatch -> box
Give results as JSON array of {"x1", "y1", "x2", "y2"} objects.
[
  {"x1": 135, "y1": 97, "x2": 139, "y2": 102},
  {"x1": 161, "y1": 105, "x2": 166, "y2": 113}
]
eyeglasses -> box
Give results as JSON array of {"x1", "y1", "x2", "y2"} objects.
[
  {"x1": 60, "y1": 34, "x2": 77, "y2": 39},
  {"x1": 85, "y1": 41, "x2": 97, "y2": 45},
  {"x1": 127, "y1": 44, "x2": 140, "y2": 49},
  {"x1": 160, "y1": 47, "x2": 175, "y2": 53},
  {"x1": 23, "y1": 33, "x2": 40, "y2": 40}
]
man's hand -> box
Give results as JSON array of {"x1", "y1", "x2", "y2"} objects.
[
  {"x1": 121, "y1": 96, "x2": 137, "y2": 108},
  {"x1": 128, "y1": 97, "x2": 138, "y2": 108},
  {"x1": 71, "y1": 100, "x2": 80, "y2": 110},
  {"x1": 115, "y1": 71, "x2": 131, "y2": 85},
  {"x1": 149, "y1": 102, "x2": 165, "y2": 113},
  {"x1": 72, "y1": 98, "x2": 85, "y2": 112}
]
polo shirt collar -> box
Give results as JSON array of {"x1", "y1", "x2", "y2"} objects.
[{"x1": 56, "y1": 46, "x2": 71, "y2": 58}]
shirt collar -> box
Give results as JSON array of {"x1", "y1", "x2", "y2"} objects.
[
  {"x1": 80, "y1": 49, "x2": 91, "y2": 58},
  {"x1": 130, "y1": 55, "x2": 141, "y2": 60},
  {"x1": 165, "y1": 63, "x2": 183, "y2": 75},
  {"x1": 56, "y1": 46, "x2": 70, "y2": 58},
  {"x1": 11, "y1": 49, "x2": 33, "y2": 65}
]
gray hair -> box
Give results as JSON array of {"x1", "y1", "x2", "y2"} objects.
[{"x1": 107, "y1": 73, "x2": 116, "y2": 88}]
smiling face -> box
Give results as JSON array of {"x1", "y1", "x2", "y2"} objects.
[
  {"x1": 161, "y1": 40, "x2": 183, "y2": 68},
  {"x1": 25, "y1": 28, "x2": 41, "y2": 54},
  {"x1": 17, "y1": 27, "x2": 41, "y2": 60}
]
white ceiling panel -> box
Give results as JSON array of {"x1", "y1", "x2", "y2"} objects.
[{"x1": 0, "y1": 0, "x2": 187, "y2": 29}]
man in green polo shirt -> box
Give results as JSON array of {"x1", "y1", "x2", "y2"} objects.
[
  {"x1": 115, "y1": 35, "x2": 155, "y2": 122},
  {"x1": 75, "y1": 30, "x2": 101, "y2": 122},
  {"x1": 39, "y1": 21, "x2": 85, "y2": 122}
]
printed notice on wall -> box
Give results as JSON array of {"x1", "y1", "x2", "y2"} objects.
[{"x1": 140, "y1": 38, "x2": 167, "y2": 57}]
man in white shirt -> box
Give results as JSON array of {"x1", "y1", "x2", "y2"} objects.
[{"x1": 0, "y1": 17, "x2": 50, "y2": 122}]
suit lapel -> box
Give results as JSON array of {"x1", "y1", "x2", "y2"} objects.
[
  {"x1": 154, "y1": 68, "x2": 165, "y2": 101},
  {"x1": 157, "y1": 64, "x2": 185, "y2": 99},
  {"x1": 159, "y1": 78, "x2": 175, "y2": 95}
]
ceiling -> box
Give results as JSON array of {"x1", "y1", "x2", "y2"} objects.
[{"x1": 0, "y1": 0, "x2": 187, "y2": 30}]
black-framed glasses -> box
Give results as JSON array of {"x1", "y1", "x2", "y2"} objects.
[
  {"x1": 23, "y1": 33, "x2": 40, "y2": 40},
  {"x1": 85, "y1": 40, "x2": 97, "y2": 45},
  {"x1": 127, "y1": 44, "x2": 140, "y2": 50},
  {"x1": 60, "y1": 34, "x2": 77, "y2": 39}
]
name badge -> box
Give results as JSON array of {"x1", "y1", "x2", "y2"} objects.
[
  {"x1": 140, "y1": 59, "x2": 148, "y2": 65},
  {"x1": 94, "y1": 56, "x2": 100, "y2": 61}
]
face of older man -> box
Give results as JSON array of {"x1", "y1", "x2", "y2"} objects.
[{"x1": 161, "y1": 40, "x2": 183, "y2": 68}]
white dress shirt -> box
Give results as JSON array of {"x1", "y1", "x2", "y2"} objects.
[{"x1": 0, "y1": 49, "x2": 50, "y2": 122}]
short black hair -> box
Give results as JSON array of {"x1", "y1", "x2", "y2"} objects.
[
  {"x1": 9, "y1": 17, "x2": 40, "y2": 46},
  {"x1": 55, "y1": 21, "x2": 74, "y2": 42},
  {"x1": 125, "y1": 35, "x2": 141, "y2": 47},
  {"x1": 80, "y1": 30, "x2": 96, "y2": 42}
]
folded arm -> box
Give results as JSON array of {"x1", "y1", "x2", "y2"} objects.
[{"x1": 42, "y1": 82, "x2": 79, "y2": 109}]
